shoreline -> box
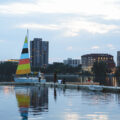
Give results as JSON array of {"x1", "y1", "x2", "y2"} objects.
[{"x1": 0, "y1": 82, "x2": 120, "y2": 93}]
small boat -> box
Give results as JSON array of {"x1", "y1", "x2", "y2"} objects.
[
  {"x1": 88, "y1": 85, "x2": 103, "y2": 92},
  {"x1": 14, "y1": 31, "x2": 46, "y2": 83}
]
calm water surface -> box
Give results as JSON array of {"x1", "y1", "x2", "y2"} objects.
[{"x1": 0, "y1": 86, "x2": 120, "y2": 120}]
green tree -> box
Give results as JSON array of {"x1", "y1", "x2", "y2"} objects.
[
  {"x1": 115, "y1": 67, "x2": 120, "y2": 77},
  {"x1": 32, "y1": 62, "x2": 82, "y2": 74},
  {"x1": 92, "y1": 61, "x2": 107, "y2": 84},
  {"x1": 0, "y1": 62, "x2": 17, "y2": 81},
  {"x1": 115, "y1": 67, "x2": 120, "y2": 85}
]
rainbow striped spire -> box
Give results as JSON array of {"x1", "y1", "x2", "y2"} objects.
[{"x1": 16, "y1": 36, "x2": 31, "y2": 75}]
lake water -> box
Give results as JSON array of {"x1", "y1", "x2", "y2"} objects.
[{"x1": 0, "y1": 86, "x2": 120, "y2": 120}]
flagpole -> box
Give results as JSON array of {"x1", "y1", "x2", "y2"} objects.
[
  {"x1": 27, "y1": 29, "x2": 29, "y2": 41},
  {"x1": 27, "y1": 29, "x2": 31, "y2": 74}
]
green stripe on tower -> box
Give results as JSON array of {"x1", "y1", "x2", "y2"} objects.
[{"x1": 24, "y1": 36, "x2": 28, "y2": 43}]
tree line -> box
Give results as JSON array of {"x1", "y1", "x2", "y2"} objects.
[
  {"x1": 0, "y1": 61, "x2": 120, "y2": 84},
  {"x1": 0, "y1": 62, "x2": 82, "y2": 81},
  {"x1": 32, "y1": 62, "x2": 82, "y2": 74},
  {"x1": 0, "y1": 62, "x2": 17, "y2": 81}
]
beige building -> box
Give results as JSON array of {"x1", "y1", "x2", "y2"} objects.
[{"x1": 81, "y1": 53, "x2": 115, "y2": 72}]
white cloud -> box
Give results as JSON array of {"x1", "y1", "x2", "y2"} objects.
[
  {"x1": 66, "y1": 46, "x2": 73, "y2": 51},
  {"x1": 61, "y1": 20, "x2": 119, "y2": 36},
  {"x1": 0, "y1": 40, "x2": 5, "y2": 43},
  {"x1": 107, "y1": 44, "x2": 116, "y2": 50},
  {"x1": 17, "y1": 23, "x2": 59, "y2": 30},
  {"x1": 0, "y1": 0, "x2": 120, "y2": 20},
  {"x1": 91, "y1": 46, "x2": 100, "y2": 49},
  {"x1": 17, "y1": 19, "x2": 119, "y2": 36}
]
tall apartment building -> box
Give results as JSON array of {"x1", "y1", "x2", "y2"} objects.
[
  {"x1": 117, "y1": 51, "x2": 120, "y2": 67},
  {"x1": 81, "y1": 53, "x2": 115, "y2": 71},
  {"x1": 30, "y1": 38, "x2": 49, "y2": 68},
  {"x1": 63, "y1": 58, "x2": 81, "y2": 67}
]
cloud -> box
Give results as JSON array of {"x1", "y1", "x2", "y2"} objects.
[
  {"x1": 17, "y1": 23, "x2": 59, "y2": 30},
  {"x1": 66, "y1": 46, "x2": 73, "y2": 51},
  {"x1": 0, "y1": 40, "x2": 5, "y2": 43},
  {"x1": 91, "y1": 46, "x2": 100, "y2": 50},
  {"x1": 17, "y1": 20, "x2": 119, "y2": 36},
  {"x1": 107, "y1": 44, "x2": 116, "y2": 50},
  {"x1": 0, "y1": 0, "x2": 120, "y2": 20},
  {"x1": 61, "y1": 20, "x2": 119, "y2": 36}
]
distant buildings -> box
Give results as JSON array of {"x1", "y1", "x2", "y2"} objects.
[
  {"x1": 63, "y1": 58, "x2": 81, "y2": 67},
  {"x1": 117, "y1": 51, "x2": 120, "y2": 67},
  {"x1": 30, "y1": 38, "x2": 49, "y2": 68},
  {"x1": 81, "y1": 53, "x2": 115, "y2": 71}
]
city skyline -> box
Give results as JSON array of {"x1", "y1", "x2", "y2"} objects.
[{"x1": 0, "y1": 0, "x2": 120, "y2": 63}]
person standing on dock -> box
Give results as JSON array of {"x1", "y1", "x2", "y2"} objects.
[
  {"x1": 88, "y1": 77, "x2": 91, "y2": 82},
  {"x1": 54, "y1": 72, "x2": 57, "y2": 83},
  {"x1": 62, "y1": 78, "x2": 66, "y2": 84},
  {"x1": 38, "y1": 72, "x2": 41, "y2": 82}
]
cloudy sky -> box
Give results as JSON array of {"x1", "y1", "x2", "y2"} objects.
[{"x1": 0, "y1": 0, "x2": 120, "y2": 63}]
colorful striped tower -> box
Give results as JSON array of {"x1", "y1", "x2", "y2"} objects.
[{"x1": 16, "y1": 36, "x2": 31, "y2": 75}]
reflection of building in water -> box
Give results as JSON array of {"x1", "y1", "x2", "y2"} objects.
[
  {"x1": 15, "y1": 87, "x2": 48, "y2": 119},
  {"x1": 30, "y1": 87, "x2": 48, "y2": 114}
]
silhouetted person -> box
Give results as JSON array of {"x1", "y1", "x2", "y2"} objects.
[
  {"x1": 54, "y1": 72, "x2": 57, "y2": 83},
  {"x1": 88, "y1": 77, "x2": 91, "y2": 82},
  {"x1": 38, "y1": 72, "x2": 41, "y2": 82},
  {"x1": 62, "y1": 78, "x2": 66, "y2": 84}
]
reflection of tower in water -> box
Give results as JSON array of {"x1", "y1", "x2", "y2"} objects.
[
  {"x1": 15, "y1": 87, "x2": 48, "y2": 119},
  {"x1": 15, "y1": 88, "x2": 30, "y2": 120}
]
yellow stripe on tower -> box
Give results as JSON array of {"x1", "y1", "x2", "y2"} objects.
[{"x1": 16, "y1": 69, "x2": 31, "y2": 75}]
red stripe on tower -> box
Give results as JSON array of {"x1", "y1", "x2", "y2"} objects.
[{"x1": 19, "y1": 59, "x2": 30, "y2": 65}]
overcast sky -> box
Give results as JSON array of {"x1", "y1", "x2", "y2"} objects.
[{"x1": 0, "y1": 0, "x2": 120, "y2": 63}]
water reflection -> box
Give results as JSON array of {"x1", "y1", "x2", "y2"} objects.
[
  {"x1": 15, "y1": 86, "x2": 48, "y2": 120},
  {"x1": 30, "y1": 87, "x2": 48, "y2": 114},
  {"x1": 54, "y1": 87, "x2": 57, "y2": 101},
  {"x1": 15, "y1": 88, "x2": 30, "y2": 120},
  {"x1": 64, "y1": 113, "x2": 79, "y2": 120},
  {"x1": 81, "y1": 91, "x2": 116, "y2": 105},
  {"x1": 1, "y1": 86, "x2": 120, "y2": 120},
  {"x1": 86, "y1": 113, "x2": 108, "y2": 120}
]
